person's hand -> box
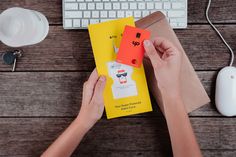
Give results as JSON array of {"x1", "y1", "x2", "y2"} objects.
[
  {"x1": 77, "y1": 69, "x2": 106, "y2": 131},
  {"x1": 143, "y1": 37, "x2": 182, "y2": 112}
]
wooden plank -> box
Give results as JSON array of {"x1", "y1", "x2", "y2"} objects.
[
  {"x1": 188, "y1": 0, "x2": 236, "y2": 23},
  {"x1": 0, "y1": 117, "x2": 236, "y2": 156},
  {"x1": 0, "y1": 72, "x2": 87, "y2": 117},
  {"x1": 177, "y1": 25, "x2": 236, "y2": 71},
  {"x1": 74, "y1": 150, "x2": 236, "y2": 157},
  {"x1": 0, "y1": 0, "x2": 235, "y2": 24},
  {"x1": 4, "y1": 150, "x2": 236, "y2": 157},
  {"x1": 0, "y1": 71, "x2": 221, "y2": 117},
  {"x1": 0, "y1": 25, "x2": 235, "y2": 71}
]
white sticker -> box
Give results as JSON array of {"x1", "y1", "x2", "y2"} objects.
[{"x1": 107, "y1": 61, "x2": 138, "y2": 99}]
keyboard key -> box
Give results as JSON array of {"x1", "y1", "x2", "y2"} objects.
[
  {"x1": 100, "y1": 11, "x2": 108, "y2": 18},
  {"x1": 121, "y1": 3, "x2": 129, "y2": 9},
  {"x1": 134, "y1": 11, "x2": 141, "y2": 18},
  {"x1": 130, "y1": 3, "x2": 137, "y2": 10},
  {"x1": 105, "y1": 3, "x2": 112, "y2": 10},
  {"x1": 164, "y1": 2, "x2": 171, "y2": 9},
  {"x1": 138, "y1": 3, "x2": 145, "y2": 9},
  {"x1": 88, "y1": 3, "x2": 95, "y2": 10},
  {"x1": 100, "y1": 19, "x2": 111, "y2": 22},
  {"x1": 170, "y1": 18, "x2": 186, "y2": 23},
  {"x1": 155, "y1": 2, "x2": 162, "y2": 9},
  {"x1": 178, "y1": 23, "x2": 186, "y2": 27},
  {"x1": 172, "y1": 2, "x2": 185, "y2": 9},
  {"x1": 125, "y1": 11, "x2": 133, "y2": 17},
  {"x1": 168, "y1": 10, "x2": 185, "y2": 18},
  {"x1": 83, "y1": 11, "x2": 91, "y2": 18},
  {"x1": 90, "y1": 19, "x2": 100, "y2": 24},
  {"x1": 117, "y1": 11, "x2": 125, "y2": 18},
  {"x1": 73, "y1": 19, "x2": 81, "y2": 27},
  {"x1": 82, "y1": 19, "x2": 89, "y2": 27},
  {"x1": 96, "y1": 3, "x2": 103, "y2": 10},
  {"x1": 65, "y1": 19, "x2": 72, "y2": 27},
  {"x1": 65, "y1": 11, "x2": 82, "y2": 18},
  {"x1": 147, "y1": 3, "x2": 154, "y2": 9},
  {"x1": 79, "y1": 3, "x2": 87, "y2": 10},
  {"x1": 109, "y1": 11, "x2": 116, "y2": 18},
  {"x1": 65, "y1": 3, "x2": 78, "y2": 10},
  {"x1": 92, "y1": 11, "x2": 99, "y2": 18},
  {"x1": 142, "y1": 11, "x2": 149, "y2": 17},
  {"x1": 113, "y1": 3, "x2": 120, "y2": 9}
]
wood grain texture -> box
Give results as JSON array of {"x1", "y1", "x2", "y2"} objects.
[
  {"x1": 0, "y1": 25, "x2": 235, "y2": 71},
  {"x1": 188, "y1": 0, "x2": 236, "y2": 23},
  {"x1": 0, "y1": 117, "x2": 236, "y2": 157},
  {"x1": 0, "y1": 0, "x2": 236, "y2": 24},
  {"x1": 0, "y1": 71, "x2": 219, "y2": 117}
]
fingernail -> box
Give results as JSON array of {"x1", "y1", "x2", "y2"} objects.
[
  {"x1": 144, "y1": 40, "x2": 150, "y2": 46},
  {"x1": 99, "y1": 76, "x2": 106, "y2": 82}
]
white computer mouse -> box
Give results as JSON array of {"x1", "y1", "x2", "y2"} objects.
[{"x1": 215, "y1": 66, "x2": 236, "y2": 116}]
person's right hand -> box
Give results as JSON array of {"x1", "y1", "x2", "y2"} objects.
[{"x1": 143, "y1": 37, "x2": 182, "y2": 112}]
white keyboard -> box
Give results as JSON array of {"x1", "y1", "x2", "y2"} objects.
[{"x1": 63, "y1": 0, "x2": 187, "y2": 29}]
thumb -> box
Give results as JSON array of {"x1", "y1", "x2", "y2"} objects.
[
  {"x1": 143, "y1": 40, "x2": 163, "y2": 69},
  {"x1": 91, "y1": 76, "x2": 106, "y2": 105}
]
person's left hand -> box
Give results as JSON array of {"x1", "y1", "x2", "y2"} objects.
[{"x1": 77, "y1": 69, "x2": 106, "y2": 131}]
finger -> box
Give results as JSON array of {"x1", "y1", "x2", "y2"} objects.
[
  {"x1": 153, "y1": 37, "x2": 177, "y2": 54},
  {"x1": 91, "y1": 76, "x2": 106, "y2": 106},
  {"x1": 88, "y1": 68, "x2": 99, "y2": 83},
  {"x1": 82, "y1": 69, "x2": 99, "y2": 105},
  {"x1": 143, "y1": 40, "x2": 163, "y2": 69},
  {"x1": 144, "y1": 52, "x2": 148, "y2": 58}
]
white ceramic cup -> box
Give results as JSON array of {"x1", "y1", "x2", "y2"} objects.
[{"x1": 0, "y1": 7, "x2": 49, "y2": 47}]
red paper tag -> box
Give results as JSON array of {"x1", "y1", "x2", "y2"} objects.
[{"x1": 116, "y1": 25, "x2": 150, "y2": 68}]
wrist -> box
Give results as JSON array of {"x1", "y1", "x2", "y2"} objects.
[
  {"x1": 158, "y1": 86, "x2": 186, "y2": 113},
  {"x1": 75, "y1": 115, "x2": 94, "y2": 133},
  {"x1": 159, "y1": 86, "x2": 182, "y2": 101}
]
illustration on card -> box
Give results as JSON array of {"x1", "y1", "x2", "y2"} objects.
[{"x1": 107, "y1": 61, "x2": 138, "y2": 99}]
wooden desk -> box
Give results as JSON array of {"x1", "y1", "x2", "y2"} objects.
[{"x1": 0, "y1": 0, "x2": 236, "y2": 156}]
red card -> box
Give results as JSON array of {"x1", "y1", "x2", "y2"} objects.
[{"x1": 116, "y1": 25, "x2": 150, "y2": 68}]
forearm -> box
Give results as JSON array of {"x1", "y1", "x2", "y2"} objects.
[
  {"x1": 161, "y1": 92, "x2": 202, "y2": 157},
  {"x1": 41, "y1": 116, "x2": 89, "y2": 157}
]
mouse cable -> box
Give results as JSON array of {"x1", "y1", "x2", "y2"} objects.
[{"x1": 206, "y1": 0, "x2": 235, "y2": 66}]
